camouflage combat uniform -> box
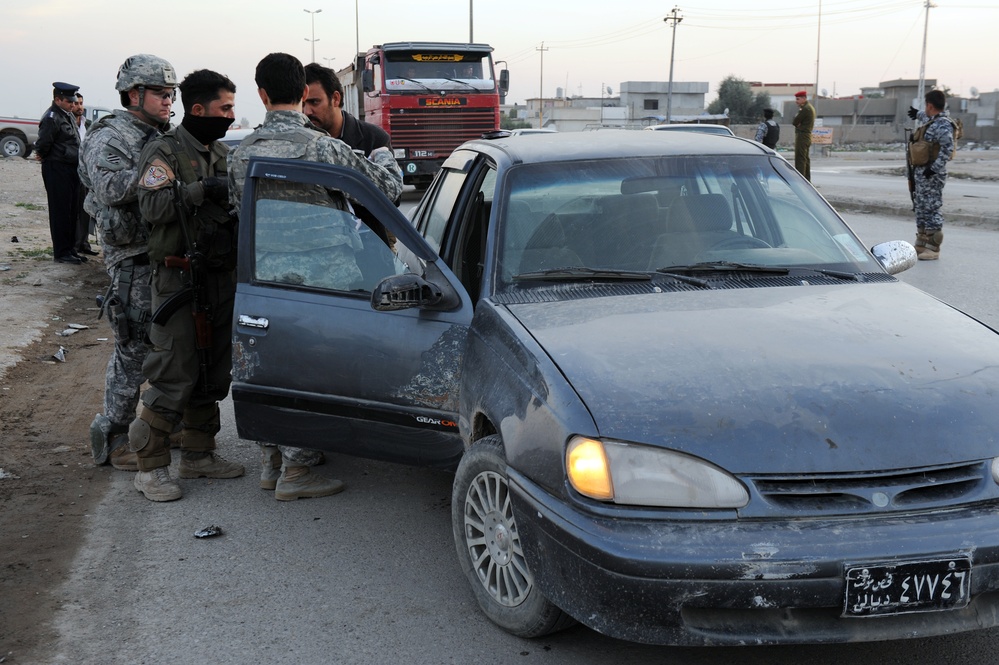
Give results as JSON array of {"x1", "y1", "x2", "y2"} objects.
[
  {"x1": 913, "y1": 109, "x2": 955, "y2": 234},
  {"x1": 133, "y1": 123, "x2": 237, "y2": 471},
  {"x1": 79, "y1": 111, "x2": 165, "y2": 461},
  {"x1": 228, "y1": 109, "x2": 402, "y2": 464}
]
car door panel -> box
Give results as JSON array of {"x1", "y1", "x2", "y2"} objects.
[{"x1": 232, "y1": 157, "x2": 473, "y2": 467}]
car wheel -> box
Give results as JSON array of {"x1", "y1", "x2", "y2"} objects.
[
  {"x1": 1, "y1": 135, "x2": 26, "y2": 159},
  {"x1": 452, "y1": 435, "x2": 575, "y2": 637}
]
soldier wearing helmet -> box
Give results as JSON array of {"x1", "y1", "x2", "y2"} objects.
[{"x1": 78, "y1": 54, "x2": 177, "y2": 474}]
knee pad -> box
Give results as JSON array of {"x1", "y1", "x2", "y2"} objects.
[{"x1": 128, "y1": 418, "x2": 152, "y2": 452}]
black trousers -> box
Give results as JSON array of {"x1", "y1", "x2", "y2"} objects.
[{"x1": 41, "y1": 159, "x2": 80, "y2": 259}]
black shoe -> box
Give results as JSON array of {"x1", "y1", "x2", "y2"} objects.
[
  {"x1": 71, "y1": 252, "x2": 89, "y2": 263},
  {"x1": 54, "y1": 255, "x2": 82, "y2": 265},
  {"x1": 79, "y1": 247, "x2": 99, "y2": 256}
]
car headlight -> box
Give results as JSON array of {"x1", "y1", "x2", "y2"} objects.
[
  {"x1": 392, "y1": 148, "x2": 406, "y2": 159},
  {"x1": 566, "y1": 436, "x2": 749, "y2": 508}
]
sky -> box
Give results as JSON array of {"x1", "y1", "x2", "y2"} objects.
[{"x1": 3, "y1": 0, "x2": 997, "y2": 126}]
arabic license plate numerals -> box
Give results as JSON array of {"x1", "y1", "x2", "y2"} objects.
[{"x1": 844, "y1": 557, "x2": 971, "y2": 617}]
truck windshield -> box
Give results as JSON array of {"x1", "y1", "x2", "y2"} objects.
[{"x1": 385, "y1": 54, "x2": 494, "y2": 89}]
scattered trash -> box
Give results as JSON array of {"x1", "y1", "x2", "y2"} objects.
[
  {"x1": 0, "y1": 468, "x2": 20, "y2": 480},
  {"x1": 52, "y1": 346, "x2": 67, "y2": 362},
  {"x1": 68, "y1": 323, "x2": 89, "y2": 330},
  {"x1": 194, "y1": 525, "x2": 223, "y2": 539},
  {"x1": 0, "y1": 265, "x2": 10, "y2": 271},
  {"x1": 97, "y1": 337, "x2": 108, "y2": 341},
  {"x1": 10, "y1": 236, "x2": 19, "y2": 243},
  {"x1": 57, "y1": 329, "x2": 79, "y2": 337}
]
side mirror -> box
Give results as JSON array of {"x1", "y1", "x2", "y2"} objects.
[
  {"x1": 498, "y1": 69, "x2": 510, "y2": 97},
  {"x1": 371, "y1": 274, "x2": 444, "y2": 311},
  {"x1": 870, "y1": 240, "x2": 917, "y2": 275},
  {"x1": 362, "y1": 69, "x2": 375, "y2": 94}
]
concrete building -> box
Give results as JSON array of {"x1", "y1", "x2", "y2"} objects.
[{"x1": 750, "y1": 83, "x2": 816, "y2": 119}]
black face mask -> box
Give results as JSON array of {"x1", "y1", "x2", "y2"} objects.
[{"x1": 182, "y1": 114, "x2": 235, "y2": 144}]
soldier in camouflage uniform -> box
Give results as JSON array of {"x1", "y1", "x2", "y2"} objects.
[
  {"x1": 228, "y1": 52, "x2": 403, "y2": 501},
  {"x1": 128, "y1": 69, "x2": 245, "y2": 502},
  {"x1": 909, "y1": 89, "x2": 956, "y2": 261},
  {"x1": 79, "y1": 54, "x2": 177, "y2": 472}
]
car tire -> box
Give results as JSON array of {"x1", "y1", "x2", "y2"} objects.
[
  {"x1": 1, "y1": 134, "x2": 26, "y2": 159},
  {"x1": 451, "y1": 435, "x2": 575, "y2": 638}
]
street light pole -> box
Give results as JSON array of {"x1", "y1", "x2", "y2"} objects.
[
  {"x1": 304, "y1": 8, "x2": 322, "y2": 63},
  {"x1": 537, "y1": 41, "x2": 549, "y2": 129},
  {"x1": 664, "y1": 7, "x2": 682, "y2": 124},
  {"x1": 917, "y1": 0, "x2": 934, "y2": 114},
  {"x1": 469, "y1": 0, "x2": 474, "y2": 43}
]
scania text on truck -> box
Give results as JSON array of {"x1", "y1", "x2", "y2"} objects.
[{"x1": 338, "y1": 41, "x2": 509, "y2": 189}]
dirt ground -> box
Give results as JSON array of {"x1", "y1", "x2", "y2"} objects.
[
  {"x1": 0, "y1": 147, "x2": 996, "y2": 662},
  {"x1": 0, "y1": 156, "x2": 112, "y2": 662}
]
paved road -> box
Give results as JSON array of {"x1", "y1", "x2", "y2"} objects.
[{"x1": 43, "y1": 204, "x2": 999, "y2": 664}]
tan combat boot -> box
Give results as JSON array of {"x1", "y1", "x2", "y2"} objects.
[
  {"x1": 178, "y1": 450, "x2": 245, "y2": 479},
  {"x1": 919, "y1": 229, "x2": 943, "y2": 260},
  {"x1": 274, "y1": 465, "x2": 345, "y2": 501},
  {"x1": 109, "y1": 443, "x2": 138, "y2": 472},
  {"x1": 260, "y1": 446, "x2": 282, "y2": 490},
  {"x1": 914, "y1": 227, "x2": 927, "y2": 256},
  {"x1": 133, "y1": 466, "x2": 182, "y2": 502}
]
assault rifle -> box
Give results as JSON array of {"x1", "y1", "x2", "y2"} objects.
[{"x1": 150, "y1": 182, "x2": 212, "y2": 393}]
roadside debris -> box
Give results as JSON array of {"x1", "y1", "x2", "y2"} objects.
[
  {"x1": 194, "y1": 525, "x2": 223, "y2": 539},
  {"x1": 0, "y1": 468, "x2": 20, "y2": 480},
  {"x1": 52, "y1": 346, "x2": 67, "y2": 362}
]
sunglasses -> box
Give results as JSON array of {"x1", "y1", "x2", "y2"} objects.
[{"x1": 145, "y1": 87, "x2": 177, "y2": 102}]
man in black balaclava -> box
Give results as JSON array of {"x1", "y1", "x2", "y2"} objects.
[{"x1": 128, "y1": 68, "x2": 245, "y2": 502}]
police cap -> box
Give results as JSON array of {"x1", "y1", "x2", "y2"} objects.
[{"x1": 53, "y1": 82, "x2": 80, "y2": 100}]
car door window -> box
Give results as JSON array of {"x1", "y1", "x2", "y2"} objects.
[
  {"x1": 253, "y1": 190, "x2": 408, "y2": 294},
  {"x1": 418, "y1": 168, "x2": 467, "y2": 253}
]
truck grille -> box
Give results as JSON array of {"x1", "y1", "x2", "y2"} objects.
[{"x1": 388, "y1": 107, "x2": 497, "y2": 156}]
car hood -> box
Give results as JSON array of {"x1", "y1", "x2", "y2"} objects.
[{"x1": 506, "y1": 283, "x2": 999, "y2": 474}]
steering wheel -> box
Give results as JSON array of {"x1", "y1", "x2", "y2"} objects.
[{"x1": 706, "y1": 235, "x2": 772, "y2": 251}]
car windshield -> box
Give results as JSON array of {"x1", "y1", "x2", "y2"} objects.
[{"x1": 496, "y1": 154, "x2": 879, "y2": 289}]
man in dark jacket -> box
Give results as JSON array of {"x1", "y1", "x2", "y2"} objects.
[
  {"x1": 36, "y1": 82, "x2": 84, "y2": 264},
  {"x1": 303, "y1": 62, "x2": 391, "y2": 156}
]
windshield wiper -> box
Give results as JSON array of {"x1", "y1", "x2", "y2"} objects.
[
  {"x1": 658, "y1": 262, "x2": 863, "y2": 282},
  {"x1": 399, "y1": 78, "x2": 438, "y2": 95},
  {"x1": 440, "y1": 77, "x2": 481, "y2": 92},
  {"x1": 513, "y1": 267, "x2": 652, "y2": 282},
  {"x1": 653, "y1": 270, "x2": 712, "y2": 288},
  {"x1": 657, "y1": 261, "x2": 791, "y2": 275}
]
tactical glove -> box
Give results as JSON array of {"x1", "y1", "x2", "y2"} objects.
[
  {"x1": 907, "y1": 106, "x2": 918, "y2": 120},
  {"x1": 923, "y1": 167, "x2": 935, "y2": 178},
  {"x1": 201, "y1": 177, "x2": 229, "y2": 203}
]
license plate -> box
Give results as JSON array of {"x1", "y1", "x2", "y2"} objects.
[{"x1": 844, "y1": 556, "x2": 972, "y2": 617}]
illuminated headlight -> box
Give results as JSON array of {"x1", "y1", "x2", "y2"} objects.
[
  {"x1": 566, "y1": 436, "x2": 749, "y2": 509},
  {"x1": 392, "y1": 148, "x2": 406, "y2": 159},
  {"x1": 992, "y1": 457, "x2": 999, "y2": 485}
]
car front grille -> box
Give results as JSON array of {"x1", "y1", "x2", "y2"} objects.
[{"x1": 743, "y1": 461, "x2": 997, "y2": 517}]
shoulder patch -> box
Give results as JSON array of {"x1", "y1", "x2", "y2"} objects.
[{"x1": 140, "y1": 158, "x2": 174, "y2": 189}]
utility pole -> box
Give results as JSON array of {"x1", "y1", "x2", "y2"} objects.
[
  {"x1": 664, "y1": 7, "x2": 682, "y2": 123},
  {"x1": 537, "y1": 41, "x2": 549, "y2": 129},
  {"x1": 304, "y1": 8, "x2": 322, "y2": 64},
  {"x1": 917, "y1": 0, "x2": 935, "y2": 119},
  {"x1": 814, "y1": 0, "x2": 821, "y2": 116},
  {"x1": 469, "y1": 0, "x2": 474, "y2": 42},
  {"x1": 355, "y1": 0, "x2": 359, "y2": 58}
]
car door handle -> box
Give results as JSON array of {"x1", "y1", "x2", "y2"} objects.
[{"x1": 237, "y1": 314, "x2": 269, "y2": 330}]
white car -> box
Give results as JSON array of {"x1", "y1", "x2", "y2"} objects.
[{"x1": 645, "y1": 123, "x2": 735, "y2": 136}]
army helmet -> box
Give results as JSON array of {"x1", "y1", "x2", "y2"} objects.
[{"x1": 115, "y1": 54, "x2": 177, "y2": 92}]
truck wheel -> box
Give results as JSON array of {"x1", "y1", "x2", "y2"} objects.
[
  {"x1": 1, "y1": 135, "x2": 27, "y2": 159},
  {"x1": 451, "y1": 435, "x2": 575, "y2": 638}
]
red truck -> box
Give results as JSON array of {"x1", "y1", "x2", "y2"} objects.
[{"x1": 338, "y1": 41, "x2": 509, "y2": 189}]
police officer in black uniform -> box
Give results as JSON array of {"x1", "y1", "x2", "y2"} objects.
[{"x1": 36, "y1": 82, "x2": 85, "y2": 264}]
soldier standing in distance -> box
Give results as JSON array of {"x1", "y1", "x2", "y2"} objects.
[
  {"x1": 36, "y1": 82, "x2": 84, "y2": 264},
  {"x1": 128, "y1": 69, "x2": 245, "y2": 502},
  {"x1": 908, "y1": 89, "x2": 955, "y2": 261},
  {"x1": 79, "y1": 54, "x2": 176, "y2": 472},
  {"x1": 791, "y1": 91, "x2": 815, "y2": 181},
  {"x1": 228, "y1": 52, "x2": 403, "y2": 501}
]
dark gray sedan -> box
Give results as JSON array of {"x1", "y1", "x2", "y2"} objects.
[{"x1": 231, "y1": 131, "x2": 999, "y2": 645}]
